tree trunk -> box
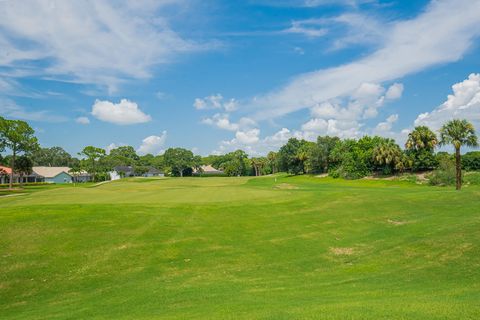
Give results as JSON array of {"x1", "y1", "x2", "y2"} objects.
[
  {"x1": 180, "y1": 169, "x2": 183, "y2": 177},
  {"x1": 455, "y1": 147, "x2": 461, "y2": 190},
  {"x1": 9, "y1": 148, "x2": 16, "y2": 190}
]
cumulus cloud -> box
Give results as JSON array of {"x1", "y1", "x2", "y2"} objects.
[
  {"x1": 301, "y1": 82, "x2": 402, "y2": 139},
  {"x1": 249, "y1": 0, "x2": 480, "y2": 119},
  {"x1": 0, "y1": 0, "x2": 205, "y2": 91},
  {"x1": 194, "y1": 94, "x2": 238, "y2": 112},
  {"x1": 76, "y1": 116, "x2": 90, "y2": 125},
  {"x1": 375, "y1": 114, "x2": 399, "y2": 132},
  {"x1": 202, "y1": 113, "x2": 256, "y2": 131},
  {"x1": 414, "y1": 73, "x2": 480, "y2": 130},
  {"x1": 91, "y1": 99, "x2": 151, "y2": 125},
  {"x1": 137, "y1": 131, "x2": 168, "y2": 155}
]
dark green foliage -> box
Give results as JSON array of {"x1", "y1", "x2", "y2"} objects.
[
  {"x1": 306, "y1": 136, "x2": 340, "y2": 173},
  {"x1": 462, "y1": 151, "x2": 480, "y2": 171},
  {"x1": 31, "y1": 146, "x2": 77, "y2": 167},
  {"x1": 164, "y1": 148, "x2": 201, "y2": 177},
  {"x1": 212, "y1": 150, "x2": 250, "y2": 176},
  {"x1": 330, "y1": 136, "x2": 388, "y2": 179},
  {"x1": 277, "y1": 138, "x2": 312, "y2": 175}
]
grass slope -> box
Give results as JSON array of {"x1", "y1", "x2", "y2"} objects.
[{"x1": 1, "y1": 176, "x2": 479, "y2": 319}]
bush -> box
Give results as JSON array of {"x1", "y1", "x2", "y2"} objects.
[
  {"x1": 464, "y1": 172, "x2": 480, "y2": 185},
  {"x1": 429, "y1": 157, "x2": 457, "y2": 186},
  {"x1": 462, "y1": 152, "x2": 480, "y2": 171}
]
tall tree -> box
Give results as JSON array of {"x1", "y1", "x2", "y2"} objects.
[
  {"x1": 405, "y1": 126, "x2": 438, "y2": 171},
  {"x1": 164, "y1": 148, "x2": 198, "y2": 177},
  {"x1": 14, "y1": 155, "x2": 33, "y2": 186},
  {"x1": 267, "y1": 151, "x2": 278, "y2": 174},
  {"x1": 0, "y1": 117, "x2": 39, "y2": 189},
  {"x1": 439, "y1": 119, "x2": 478, "y2": 190},
  {"x1": 373, "y1": 139, "x2": 405, "y2": 175},
  {"x1": 79, "y1": 146, "x2": 106, "y2": 182},
  {"x1": 31, "y1": 146, "x2": 74, "y2": 167},
  {"x1": 307, "y1": 136, "x2": 340, "y2": 173}
]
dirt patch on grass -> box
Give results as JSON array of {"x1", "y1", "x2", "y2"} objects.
[
  {"x1": 330, "y1": 247, "x2": 354, "y2": 255},
  {"x1": 274, "y1": 183, "x2": 299, "y2": 190},
  {"x1": 387, "y1": 219, "x2": 408, "y2": 226}
]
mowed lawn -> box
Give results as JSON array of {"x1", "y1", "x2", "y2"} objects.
[{"x1": 1, "y1": 176, "x2": 480, "y2": 319}]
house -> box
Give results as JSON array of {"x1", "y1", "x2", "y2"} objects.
[
  {"x1": 142, "y1": 166, "x2": 164, "y2": 177},
  {"x1": 0, "y1": 166, "x2": 13, "y2": 184},
  {"x1": 31, "y1": 167, "x2": 73, "y2": 184},
  {"x1": 194, "y1": 165, "x2": 224, "y2": 175},
  {"x1": 110, "y1": 166, "x2": 164, "y2": 180},
  {"x1": 113, "y1": 166, "x2": 135, "y2": 178}
]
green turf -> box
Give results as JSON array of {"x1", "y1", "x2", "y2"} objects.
[{"x1": 1, "y1": 175, "x2": 479, "y2": 319}]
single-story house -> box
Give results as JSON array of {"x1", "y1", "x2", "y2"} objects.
[
  {"x1": 110, "y1": 166, "x2": 164, "y2": 180},
  {"x1": 142, "y1": 166, "x2": 164, "y2": 177},
  {"x1": 31, "y1": 167, "x2": 73, "y2": 184},
  {"x1": 194, "y1": 165, "x2": 224, "y2": 175},
  {"x1": 0, "y1": 166, "x2": 14, "y2": 184}
]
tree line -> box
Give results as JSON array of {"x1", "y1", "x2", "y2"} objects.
[{"x1": 1, "y1": 116, "x2": 478, "y2": 190}]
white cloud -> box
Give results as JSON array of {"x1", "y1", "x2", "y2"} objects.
[
  {"x1": 137, "y1": 131, "x2": 167, "y2": 155},
  {"x1": 194, "y1": 94, "x2": 238, "y2": 112},
  {"x1": 202, "y1": 113, "x2": 256, "y2": 132},
  {"x1": 235, "y1": 129, "x2": 260, "y2": 144},
  {"x1": 0, "y1": 0, "x2": 205, "y2": 91},
  {"x1": 76, "y1": 116, "x2": 90, "y2": 125},
  {"x1": 91, "y1": 99, "x2": 151, "y2": 125},
  {"x1": 283, "y1": 19, "x2": 328, "y2": 38},
  {"x1": 301, "y1": 81, "x2": 401, "y2": 139},
  {"x1": 0, "y1": 98, "x2": 67, "y2": 122},
  {"x1": 385, "y1": 83, "x2": 404, "y2": 100},
  {"x1": 249, "y1": 0, "x2": 480, "y2": 119},
  {"x1": 375, "y1": 114, "x2": 398, "y2": 132},
  {"x1": 414, "y1": 73, "x2": 480, "y2": 130}
]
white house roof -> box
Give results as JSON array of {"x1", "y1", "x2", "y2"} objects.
[
  {"x1": 197, "y1": 165, "x2": 223, "y2": 173},
  {"x1": 32, "y1": 166, "x2": 72, "y2": 178}
]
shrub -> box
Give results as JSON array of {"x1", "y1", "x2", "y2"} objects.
[
  {"x1": 462, "y1": 151, "x2": 480, "y2": 171},
  {"x1": 429, "y1": 157, "x2": 457, "y2": 186}
]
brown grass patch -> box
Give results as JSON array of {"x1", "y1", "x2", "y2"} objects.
[
  {"x1": 330, "y1": 247, "x2": 354, "y2": 255},
  {"x1": 387, "y1": 219, "x2": 407, "y2": 226},
  {"x1": 274, "y1": 183, "x2": 299, "y2": 190}
]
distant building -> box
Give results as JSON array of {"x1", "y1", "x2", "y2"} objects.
[
  {"x1": 31, "y1": 167, "x2": 73, "y2": 184},
  {"x1": 110, "y1": 166, "x2": 164, "y2": 179},
  {"x1": 194, "y1": 165, "x2": 224, "y2": 175},
  {"x1": 0, "y1": 166, "x2": 13, "y2": 184}
]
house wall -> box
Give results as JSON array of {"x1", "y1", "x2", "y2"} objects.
[{"x1": 46, "y1": 172, "x2": 72, "y2": 184}]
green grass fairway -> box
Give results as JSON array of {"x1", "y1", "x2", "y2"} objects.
[{"x1": 1, "y1": 176, "x2": 480, "y2": 319}]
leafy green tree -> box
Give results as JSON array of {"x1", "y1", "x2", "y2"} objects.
[
  {"x1": 251, "y1": 157, "x2": 268, "y2": 176},
  {"x1": 79, "y1": 146, "x2": 106, "y2": 182},
  {"x1": 405, "y1": 126, "x2": 438, "y2": 171},
  {"x1": 216, "y1": 150, "x2": 249, "y2": 176},
  {"x1": 439, "y1": 119, "x2": 478, "y2": 190},
  {"x1": 0, "y1": 117, "x2": 39, "y2": 189},
  {"x1": 164, "y1": 148, "x2": 199, "y2": 177},
  {"x1": 31, "y1": 146, "x2": 75, "y2": 167},
  {"x1": 278, "y1": 138, "x2": 313, "y2": 175},
  {"x1": 14, "y1": 155, "x2": 33, "y2": 186},
  {"x1": 462, "y1": 151, "x2": 480, "y2": 171},
  {"x1": 307, "y1": 136, "x2": 340, "y2": 173},
  {"x1": 330, "y1": 136, "x2": 389, "y2": 179}
]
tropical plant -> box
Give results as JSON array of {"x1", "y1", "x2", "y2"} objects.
[
  {"x1": 373, "y1": 139, "x2": 404, "y2": 175},
  {"x1": 439, "y1": 119, "x2": 478, "y2": 190},
  {"x1": 405, "y1": 126, "x2": 438, "y2": 171}
]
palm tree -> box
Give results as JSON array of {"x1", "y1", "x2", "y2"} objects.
[
  {"x1": 405, "y1": 126, "x2": 438, "y2": 151},
  {"x1": 439, "y1": 119, "x2": 478, "y2": 190},
  {"x1": 373, "y1": 139, "x2": 403, "y2": 175},
  {"x1": 405, "y1": 126, "x2": 438, "y2": 171},
  {"x1": 267, "y1": 151, "x2": 278, "y2": 174}
]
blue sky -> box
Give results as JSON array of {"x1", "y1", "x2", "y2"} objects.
[{"x1": 1, "y1": 0, "x2": 480, "y2": 156}]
